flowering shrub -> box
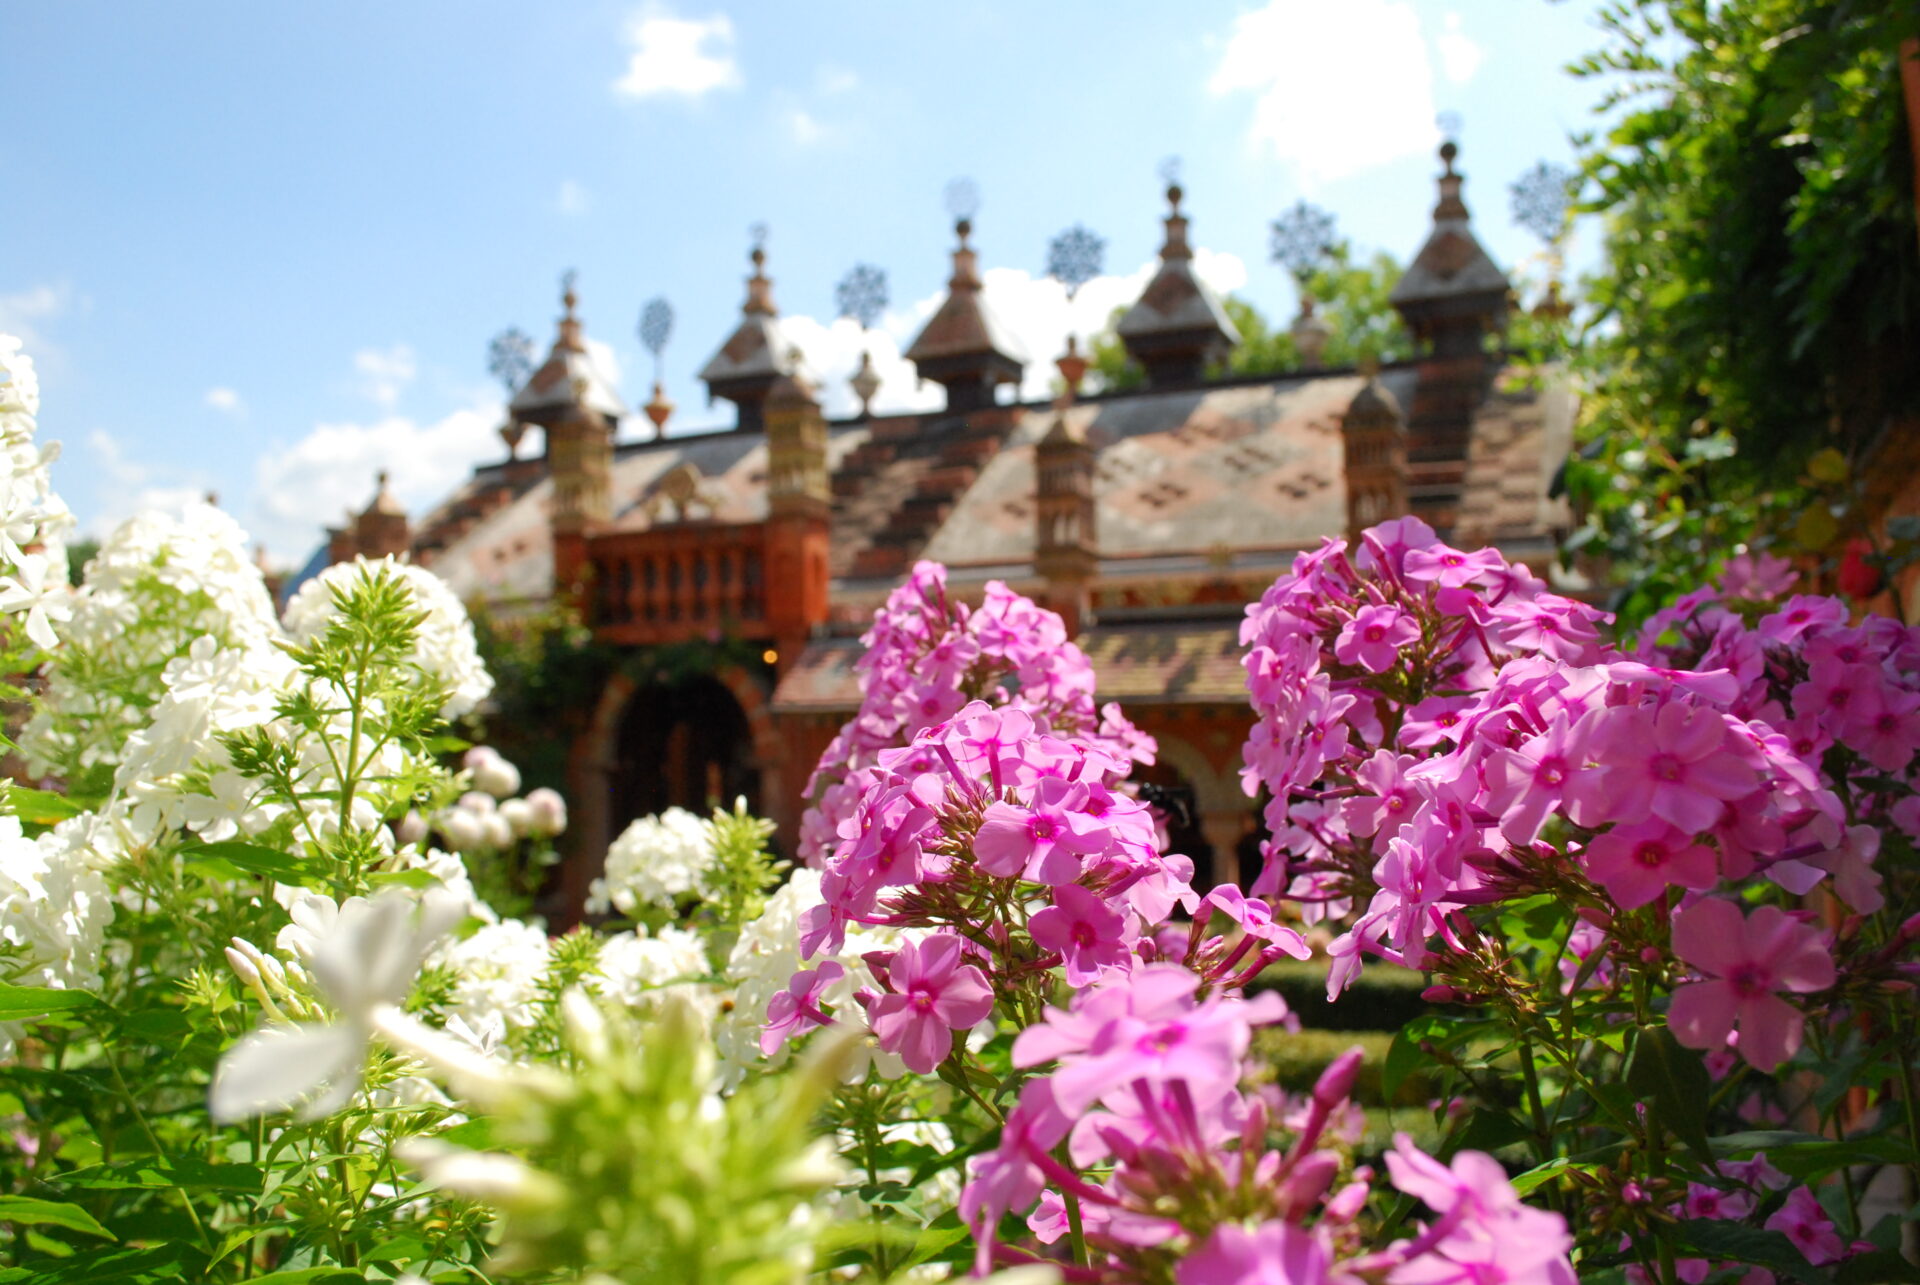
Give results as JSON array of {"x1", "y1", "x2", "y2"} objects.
[{"x1": 0, "y1": 335, "x2": 1913, "y2": 1285}]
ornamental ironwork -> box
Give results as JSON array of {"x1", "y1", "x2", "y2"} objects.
[
  {"x1": 835, "y1": 264, "x2": 889, "y2": 330},
  {"x1": 486, "y1": 328, "x2": 535, "y2": 393},
  {"x1": 1269, "y1": 200, "x2": 1339, "y2": 282},
  {"x1": 1510, "y1": 160, "x2": 1578, "y2": 247},
  {"x1": 1045, "y1": 224, "x2": 1105, "y2": 299}
]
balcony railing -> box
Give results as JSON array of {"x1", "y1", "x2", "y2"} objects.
[{"x1": 585, "y1": 525, "x2": 768, "y2": 645}]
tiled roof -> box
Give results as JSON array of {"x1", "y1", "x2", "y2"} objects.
[
  {"x1": 917, "y1": 374, "x2": 1414, "y2": 570},
  {"x1": 1453, "y1": 374, "x2": 1576, "y2": 550}
]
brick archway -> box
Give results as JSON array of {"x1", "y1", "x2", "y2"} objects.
[{"x1": 561, "y1": 661, "x2": 786, "y2": 918}]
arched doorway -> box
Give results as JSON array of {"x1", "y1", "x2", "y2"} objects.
[
  {"x1": 1135, "y1": 759, "x2": 1219, "y2": 892},
  {"x1": 610, "y1": 674, "x2": 760, "y2": 831}
]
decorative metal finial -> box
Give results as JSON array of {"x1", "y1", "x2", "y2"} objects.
[
  {"x1": 486, "y1": 327, "x2": 536, "y2": 394},
  {"x1": 638, "y1": 297, "x2": 674, "y2": 381},
  {"x1": 1510, "y1": 160, "x2": 1578, "y2": 248},
  {"x1": 748, "y1": 222, "x2": 770, "y2": 271},
  {"x1": 560, "y1": 268, "x2": 579, "y2": 310},
  {"x1": 1046, "y1": 224, "x2": 1106, "y2": 300},
  {"x1": 944, "y1": 177, "x2": 981, "y2": 236},
  {"x1": 836, "y1": 264, "x2": 889, "y2": 330},
  {"x1": 1158, "y1": 155, "x2": 1182, "y2": 190},
  {"x1": 1270, "y1": 200, "x2": 1339, "y2": 284}
]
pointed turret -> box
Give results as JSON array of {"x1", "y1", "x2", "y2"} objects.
[
  {"x1": 698, "y1": 238, "x2": 795, "y2": 432},
  {"x1": 352, "y1": 470, "x2": 410, "y2": 559},
  {"x1": 1389, "y1": 141, "x2": 1511, "y2": 358},
  {"x1": 1117, "y1": 181, "x2": 1240, "y2": 387},
  {"x1": 904, "y1": 217, "x2": 1027, "y2": 414},
  {"x1": 1340, "y1": 358, "x2": 1409, "y2": 541},
  {"x1": 509, "y1": 275, "x2": 626, "y2": 445}
]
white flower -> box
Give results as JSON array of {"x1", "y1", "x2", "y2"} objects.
[
  {"x1": 463, "y1": 746, "x2": 522, "y2": 799},
  {"x1": 524, "y1": 787, "x2": 567, "y2": 838},
  {"x1": 211, "y1": 887, "x2": 468, "y2": 1122},
  {"x1": 429, "y1": 918, "x2": 551, "y2": 1034},
  {"x1": 282, "y1": 557, "x2": 492, "y2": 717},
  {"x1": 24, "y1": 503, "x2": 279, "y2": 776},
  {"x1": 593, "y1": 926, "x2": 710, "y2": 1013},
  {"x1": 0, "y1": 550, "x2": 70, "y2": 650},
  {"x1": 588, "y1": 807, "x2": 714, "y2": 917},
  {"x1": 0, "y1": 818, "x2": 115, "y2": 1056}
]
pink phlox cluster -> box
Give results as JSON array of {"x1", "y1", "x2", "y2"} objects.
[
  {"x1": 962, "y1": 966, "x2": 1575, "y2": 1284},
  {"x1": 1237, "y1": 520, "x2": 1897, "y2": 1001},
  {"x1": 796, "y1": 562, "x2": 1154, "y2": 864},
  {"x1": 787, "y1": 694, "x2": 1300, "y2": 1077}
]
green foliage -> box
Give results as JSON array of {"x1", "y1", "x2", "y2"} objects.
[
  {"x1": 1565, "y1": 0, "x2": 1920, "y2": 606},
  {"x1": 1086, "y1": 247, "x2": 1411, "y2": 392}
]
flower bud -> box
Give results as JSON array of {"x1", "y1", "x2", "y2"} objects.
[
  {"x1": 395, "y1": 810, "x2": 428, "y2": 846},
  {"x1": 223, "y1": 945, "x2": 262, "y2": 988},
  {"x1": 1312, "y1": 1046, "x2": 1366, "y2": 1109},
  {"x1": 525, "y1": 787, "x2": 568, "y2": 837},
  {"x1": 499, "y1": 797, "x2": 533, "y2": 839}
]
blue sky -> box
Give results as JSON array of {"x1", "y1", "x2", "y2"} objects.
[{"x1": 5, "y1": 1, "x2": 1611, "y2": 562}]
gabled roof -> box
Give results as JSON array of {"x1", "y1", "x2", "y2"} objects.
[
  {"x1": 1389, "y1": 143, "x2": 1510, "y2": 310},
  {"x1": 903, "y1": 221, "x2": 1029, "y2": 368},
  {"x1": 699, "y1": 246, "x2": 797, "y2": 390},
  {"x1": 1116, "y1": 186, "x2": 1240, "y2": 352},
  {"x1": 509, "y1": 282, "x2": 627, "y2": 420}
]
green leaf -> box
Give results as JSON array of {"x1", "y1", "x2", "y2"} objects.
[
  {"x1": 0, "y1": 981, "x2": 97, "y2": 1022},
  {"x1": 367, "y1": 867, "x2": 443, "y2": 890},
  {"x1": 1625, "y1": 1024, "x2": 1713, "y2": 1162},
  {"x1": 1384, "y1": 1014, "x2": 1479, "y2": 1100},
  {"x1": 1508, "y1": 1156, "x2": 1590, "y2": 1196},
  {"x1": 59, "y1": 1157, "x2": 263, "y2": 1194},
  {"x1": 1667, "y1": 1220, "x2": 1822, "y2": 1285},
  {"x1": 246, "y1": 1270, "x2": 368, "y2": 1284},
  {"x1": 179, "y1": 841, "x2": 313, "y2": 882},
  {"x1": 1449, "y1": 1108, "x2": 1531, "y2": 1157},
  {"x1": 1712, "y1": 1129, "x2": 1916, "y2": 1179},
  {"x1": 6, "y1": 787, "x2": 86, "y2": 826},
  {"x1": 0, "y1": 1196, "x2": 114, "y2": 1239}
]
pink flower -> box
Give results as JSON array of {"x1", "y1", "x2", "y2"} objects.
[
  {"x1": 1669, "y1": 899, "x2": 1835, "y2": 1072},
  {"x1": 1586, "y1": 701, "x2": 1757, "y2": 834},
  {"x1": 1335, "y1": 604, "x2": 1420, "y2": 673},
  {"x1": 1682, "y1": 1181, "x2": 1755, "y2": 1221},
  {"x1": 867, "y1": 934, "x2": 995, "y2": 1074},
  {"x1": 1582, "y1": 821, "x2": 1719, "y2": 910},
  {"x1": 1030, "y1": 883, "x2": 1134, "y2": 984},
  {"x1": 760, "y1": 962, "x2": 844, "y2": 1056},
  {"x1": 1402, "y1": 543, "x2": 1505, "y2": 589},
  {"x1": 1842, "y1": 679, "x2": 1920, "y2": 774},
  {"x1": 1489, "y1": 712, "x2": 1600, "y2": 844},
  {"x1": 1763, "y1": 1187, "x2": 1845, "y2": 1265},
  {"x1": 1178, "y1": 1221, "x2": 1332, "y2": 1285},
  {"x1": 973, "y1": 777, "x2": 1103, "y2": 884}
]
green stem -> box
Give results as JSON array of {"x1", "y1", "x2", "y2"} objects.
[{"x1": 105, "y1": 1043, "x2": 213, "y2": 1253}]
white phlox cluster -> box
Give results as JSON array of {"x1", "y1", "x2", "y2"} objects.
[
  {"x1": 592, "y1": 925, "x2": 712, "y2": 1014},
  {"x1": 587, "y1": 806, "x2": 715, "y2": 917},
  {"x1": 0, "y1": 336, "x2": 75, "y2": 652},
  {"x1": 23, "y1": 502, "x2": 279, "y2": 776},
  {"x1": 0, "y1": 816, "x2": 114, "y2": 1059},
  {"x1": 428, "y1": 918, "x2": 552, "y2": 1035}
]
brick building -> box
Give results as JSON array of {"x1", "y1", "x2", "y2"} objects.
[{"x1": 320, "y1": 145, "x2": 1576, "y2": 909}]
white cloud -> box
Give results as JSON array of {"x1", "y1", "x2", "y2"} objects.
[
  {"x1": 205, "y1": 386, "x2": 244, "y2": 415},
  {"x1": 78, "y1": 429, "x2": 212, "y2": 541},
  {"x1": 784, "y1": 107, "x2": 823, "y2": 146},
  {"x1": 771, "y1": 250, "x2": 1249, "y2": 416},
  {"x1": 1210, "y1": 0, "x2": 1440, "y2": 186},
  {"x1": 0, "y1": 283, "x2": 74, "y2": 361},
  {"x1": 556, "y1": 180, "x2": 591, "y2": 216},
  {"x1": 250, "y1": 399, "x2": 506, "y2": 559},
  {"x1": 353, "y1": 344, "x2": 417, "y2": 408},
  {"x1": 613, "y1": 7, "x2": 741, "y2": 100},
  {"x1": 816, "y1": 64, "x2": 858, "y2": 95},
  {"x1": 1436, "y1": 12, "x2": 1483, "y2": 84}
]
